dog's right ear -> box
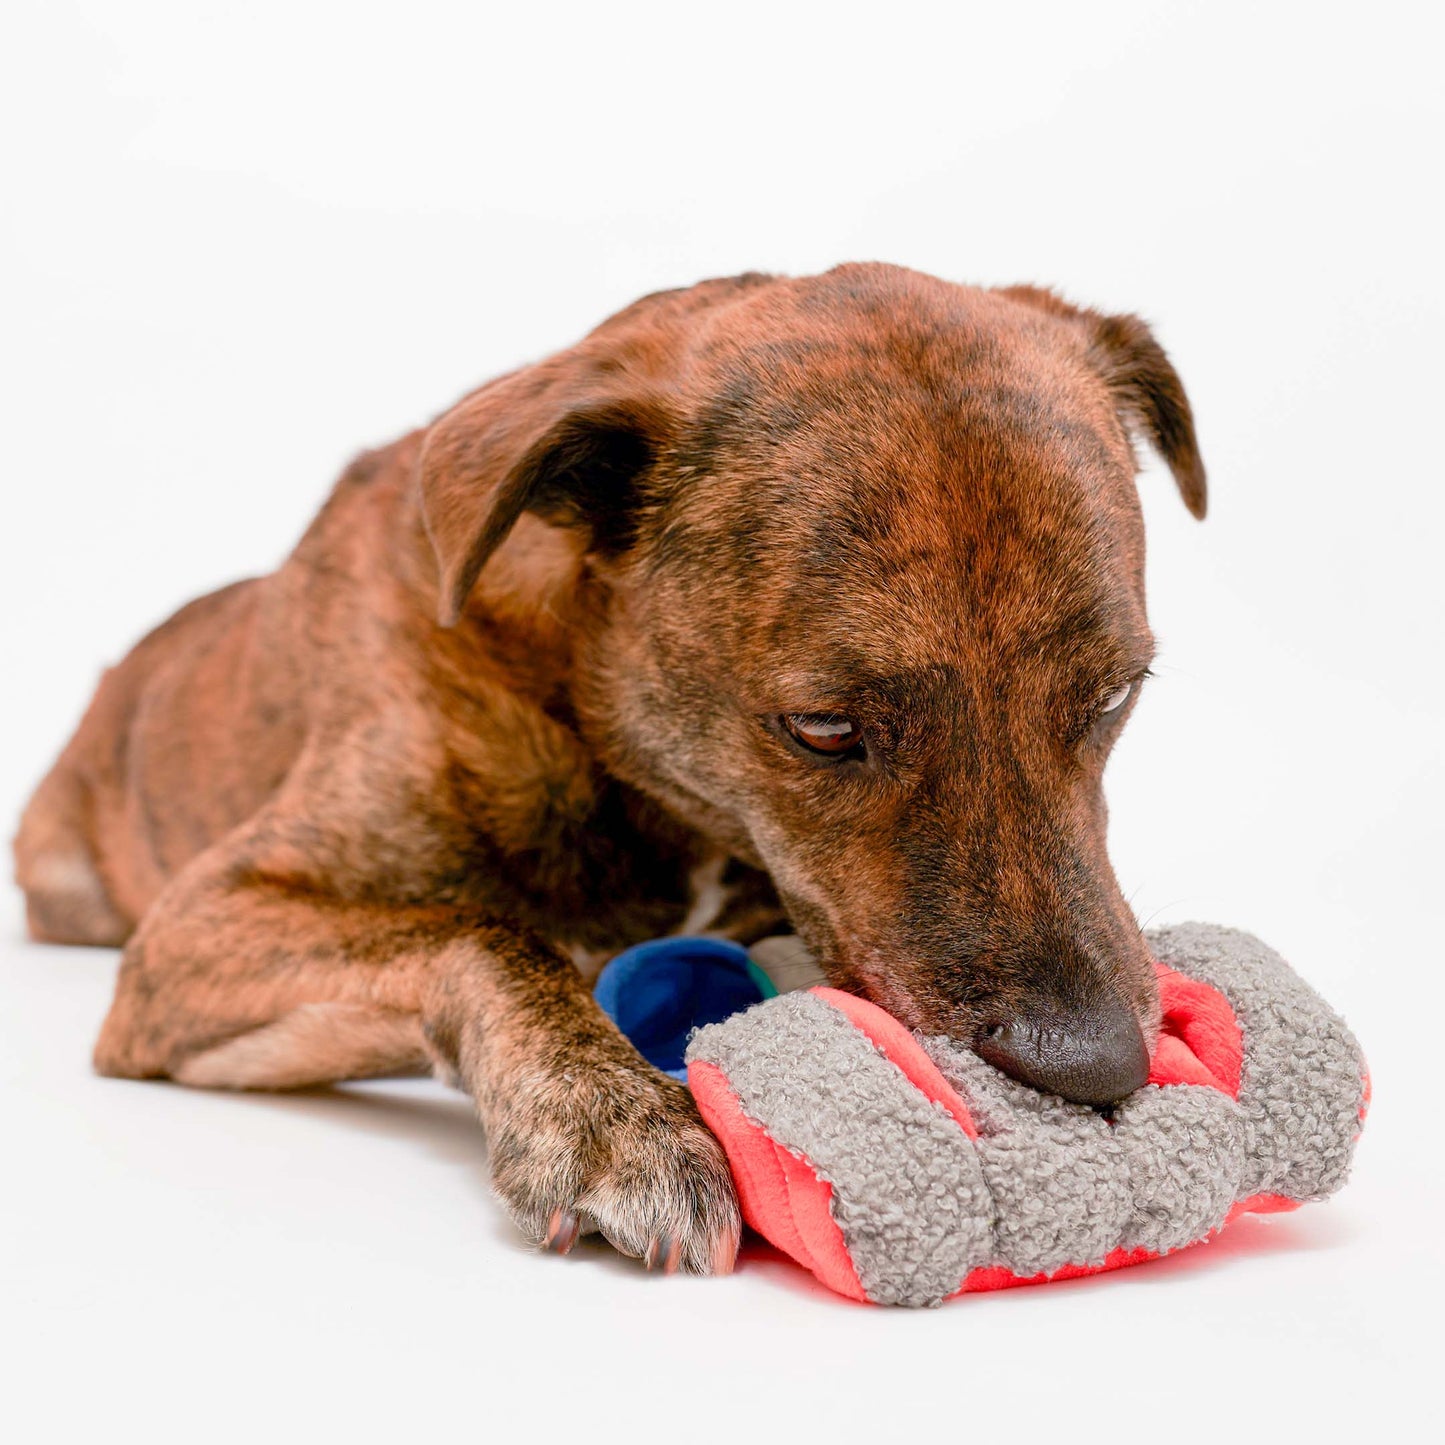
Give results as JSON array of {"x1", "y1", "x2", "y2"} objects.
[
  {"x1": 418, "y1": 272, "x2": 783, "y2": 624},
  {"x1": 417, "y1": 370, "x2": 675, "y2": 626}
]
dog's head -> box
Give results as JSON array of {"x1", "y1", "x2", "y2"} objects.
[{"x1": 419, "y1": 265, "x2": 1206, "y2": 1103}]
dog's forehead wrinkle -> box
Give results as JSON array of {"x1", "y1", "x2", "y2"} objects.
[
  {"x1": 748, "y1": 583, "x2": 1151, "y2": 717},
  {"x1": 761, "y1": 659, "x2": 970, "y2": 713},
  {"x1": 754, "y1": 565, "x2": 1147, "y2": 694},
  {"x1": 764, "y1": 457, "x2": 1136, "y2": 592},
  {"x1": 653, "y1": 387, "x2": 1139, "y2": 627}
]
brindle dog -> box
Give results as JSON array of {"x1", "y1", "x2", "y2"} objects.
[{"x1": 15, "y1": 265, "x2": 1205, "y2": 1275}]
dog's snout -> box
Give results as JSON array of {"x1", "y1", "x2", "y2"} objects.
[{"x1": 976, "y1": 994, "x2": 1149, "y2": 1105}]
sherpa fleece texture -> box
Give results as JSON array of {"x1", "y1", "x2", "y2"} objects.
[{"x1": 686, "y1": 924, "x2": 1368, "y2": 1307}]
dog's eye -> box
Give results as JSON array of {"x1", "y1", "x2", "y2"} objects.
[
  {"x1": 1098, "y1": 683, "x2": 1133, "y2": 716},
  {"x1": 781, "y1": 713, "x2": 865, "y2": 759}
]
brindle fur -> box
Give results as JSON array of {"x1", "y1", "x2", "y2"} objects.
[{"x1": 14, "y1": 264, "x2": 1204, "y2": 1273}]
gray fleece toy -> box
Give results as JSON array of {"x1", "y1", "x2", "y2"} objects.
[{"x1": 685, "y1": 924, "x2": 1368, "y2": 1306}]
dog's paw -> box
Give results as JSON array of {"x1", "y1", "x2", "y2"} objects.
[{"x1": 486, "y1": 1062, "x2": 741, "y2": 1276}]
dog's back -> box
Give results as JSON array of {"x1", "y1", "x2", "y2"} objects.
[{"x1": 14, "y1": 438, "x2": 423, "y2": 943}]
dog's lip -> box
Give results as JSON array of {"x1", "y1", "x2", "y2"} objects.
[
  {"x1": 798, "y1": 926, "x2": 1162, "y2": 1039},
  {"x1": 815, "y1": 941, "x2": 972, "y2": 1034},
  {"x1": 838, "y1": 952, "x2": 946, "y2": 1034},
  {"x1": 831, "y1": 946, "x2": 1162, "y2": 1049}
]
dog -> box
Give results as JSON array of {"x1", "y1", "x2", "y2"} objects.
[{"x1": 15, "y1": 264, "x2": 1205, "y2": 1274}]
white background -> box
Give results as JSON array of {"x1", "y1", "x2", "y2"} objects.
[{"x1": 3, "y1": 2, "x2": 1441, "y2": 1440}]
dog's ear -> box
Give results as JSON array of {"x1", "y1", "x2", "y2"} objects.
[
  {"x1": 419, "y1": 272, "x2": 784, "y2": 623},
  {"x1": 417, "y1": 372, "x2": 674, "y2": 626},
  {"x1": 999, "y1": 287, "x2": 1207, "y2": 519},
  {"x1": 1087, "y1": 312, "x2": 1207, "y2": 520}
]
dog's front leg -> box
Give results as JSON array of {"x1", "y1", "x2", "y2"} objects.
[{"x1": 93, "y1": 822, "x2": 740, "y2": 1274}]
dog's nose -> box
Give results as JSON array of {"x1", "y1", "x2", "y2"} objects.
[{"x1": 976, "y1": 995, "x2": 1149, "y2": 1105}]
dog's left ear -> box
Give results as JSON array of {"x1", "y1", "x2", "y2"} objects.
[
  {"x1": 1088, "y1": 311, "x2": 1207, "y2": 520},
  {"x1": 417, "y1": 373, "x2": 674, "y2": 626},
  {"x1": 999, "y1": 287, "x2": 1207, "y2": 519}
]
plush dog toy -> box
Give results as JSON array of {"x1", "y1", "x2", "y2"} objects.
[{"x1": 670, "y1": 924, "x2": 1367, "y2": 1306}]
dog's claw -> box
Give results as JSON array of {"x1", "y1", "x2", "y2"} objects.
[
  {"x1": 490, "y1": 1063, "x2": 740, "y2": 1276},
  {"x1": 545, "y1": 1208, "x2": 580, "y2": 1255}
]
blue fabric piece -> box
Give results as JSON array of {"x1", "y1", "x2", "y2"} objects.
[{"x1": 594, "y1": 936, "x2": 775, "y2": 1081}]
